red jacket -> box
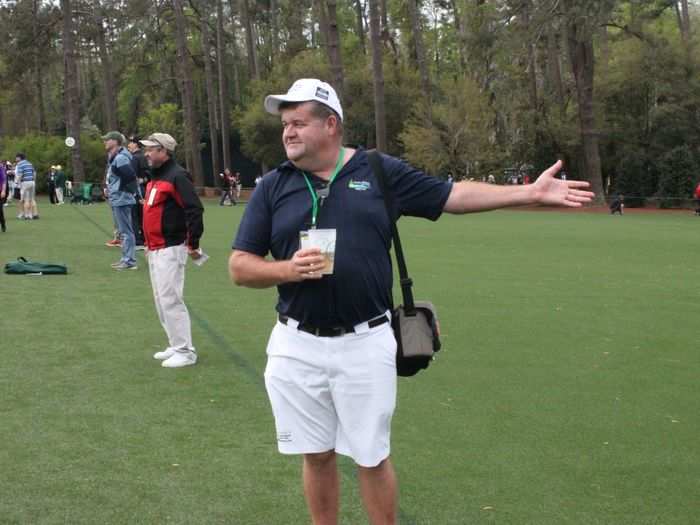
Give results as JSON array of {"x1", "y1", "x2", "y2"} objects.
[
  {"x1": 143, "y1": 158, "x2": 204, "y2": 250},
  {"x1": 694, "y1": 184, "x2": 700, "y2": 199}
]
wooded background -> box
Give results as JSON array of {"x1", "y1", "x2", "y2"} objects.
[{"x1": 0, "y1": 0, "x2": 698, "y2": 205}]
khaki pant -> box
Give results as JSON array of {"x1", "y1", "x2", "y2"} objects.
[{"x1": 147, "y1": 244, "x2": 194, "y2": 352}]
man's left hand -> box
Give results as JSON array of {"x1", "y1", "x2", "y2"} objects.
[
  {"x1": 189, "y1": 248, "x2": 202, "y2": 260},
  {"x1": 532, "y1": 160, "x2": 595, "y2": 207}
]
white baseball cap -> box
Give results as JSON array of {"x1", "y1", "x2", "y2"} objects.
[{"x1": 264, "y1": 79, "x2": 343, "y2": 121}]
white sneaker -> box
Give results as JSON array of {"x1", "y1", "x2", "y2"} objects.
[
  {"x1": 162, "y1": 351, "x2": 197, "y2": 368},
  {"x1": 153, "y1": 348, "x2": 177, "y2": 360}
]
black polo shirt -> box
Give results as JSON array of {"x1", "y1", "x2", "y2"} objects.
[{"x1": 233, "y1": 148, "x2": 452, "y2": 328}]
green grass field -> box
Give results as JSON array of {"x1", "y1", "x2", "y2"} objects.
[{"x1": 1, "y1": 201, "x2": 698, "y2": 524}]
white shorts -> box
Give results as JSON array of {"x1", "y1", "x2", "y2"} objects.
[
  {"x1": 20, "y1": 181, "x2": 35, "y2": 203},
  {"x1": 264, "y1": 316, "x2": 397, "y2": 467}
]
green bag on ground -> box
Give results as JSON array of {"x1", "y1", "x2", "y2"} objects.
[{"x1": 4, "y1": 257, "x2": 68, "y2": 275}]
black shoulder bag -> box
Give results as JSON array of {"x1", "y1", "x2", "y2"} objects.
[{"x1": 367, "y1": 150, "x2": 442, "y2": 377}]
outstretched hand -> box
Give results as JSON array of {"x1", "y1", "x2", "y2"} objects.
[{"x1": 532, "y1": 160, "x2": 595, "y2": 207}]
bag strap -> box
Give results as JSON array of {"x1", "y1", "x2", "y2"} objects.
[{"x1": 367, "y1": 150, "x2": 416, "y2": 314}]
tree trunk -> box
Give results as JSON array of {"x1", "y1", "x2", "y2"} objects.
[
  {"x1": 315, "y1": 0, "x2": 330, "y2": 48},
  {"x1": 284, "y1": 1, "x2": 308, "y2": 57},
  {"x1": 368, "y1": 0, "x2": 386, "y2": 151},
  {"x1": 32, "y1": 0, "x2": 47, "y2": 132},
  {"x1": 449, "y1": 0, "x2": 466, "y2": 70},
  {"x1": 598, "y1": 24, "x2": 609, "y2": 78},
  {"x1": 326, "y1": 0, "x2": 345, "y2": 99},
  {"x1": 225, "y1": 0, "x2": 242, "y2": 104},
  {"x1": 217, "y1": 0, "x2": 232, "y2": 171},
  {"x1": 200, "y1": 2, "x2": 221, "y2": 183},
  {"x1": 93, "y1": 3, "x2": 118, "y2": 131},
  {"x1": 546, "y1": 25, "x2": 566, "y2": 116},
  {"x1": 522, "y1": 1, "x2": 537, "y2": 117},
  {"x1": 675, "y1": 0, "x2": 690, "y2": 43},
  {"x1": 172, "y1": 0, "x2": 204, "y2": 187},
  {"x1": 153, "y1": 12, "x2": 168, "y2": 105},
  {"x1": 354, "y1": 0, "x2": 366, "y2": 55},
  {"x1": 33, "y1": 54, "x2": 47, "y2": 132},
  {"x1": 240, "y1": 0, "x2": 259, "y2": 79},
  {"x1": 379, "y1": 0, "x2": 388, "y2": 31},
  {"x1": 406, "y1": 0, "x2": 431, "y2": 123},
  {"x1": 61, "y1": 0, "x2": 86, "y2": 183},
  {"x1": 566, "y1": 17, "x2": 604, "y2": 202},
  {"x1": 270, "y1": 0, "x2": 279, "y2": 64}
]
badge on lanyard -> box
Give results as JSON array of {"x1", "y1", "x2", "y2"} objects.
[
  {"x1": 299, "y1": 228, "x2": 336, "y2": 275},
  {"x1": 301, "y1": 147, "x2": 345, "y2": 230},
  {"x1": 298, "y1": 148, "x2": 344, "y2": 275}
]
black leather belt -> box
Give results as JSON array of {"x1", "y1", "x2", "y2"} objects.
[{"x1": 278, "y1": 314, "x2": 388, "y2": 337}]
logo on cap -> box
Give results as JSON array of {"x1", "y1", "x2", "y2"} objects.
[{"x1": 315, "y1": 87, "x2": 329, "y2": 101}]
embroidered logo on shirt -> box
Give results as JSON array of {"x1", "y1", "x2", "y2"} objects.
[
  {"x1": 348, "y1": 180, "x2": 371, "y2": 191},
  {"x1": 277, "y1": 431, "x2": 292, "y2": 443}
]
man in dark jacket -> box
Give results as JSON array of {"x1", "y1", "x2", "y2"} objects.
[
  {"x1": 0, "y1": 161, "x2": 6, "y2": 232},
  {"x1": 47, "y1": 166, "x2": 58, "y2": 204},
  {"x1": 609, "y1": 194, "x2": 624, "y2": 215},
  {"x1": 54, "y1": 165, "x2": 66, "y2": 204},
  {"x1": 128, "y1": 136, "x2": 151, "y2": 248},
  {"x1": 141, "y1": 133, "x2": 204, "y2": 368}
]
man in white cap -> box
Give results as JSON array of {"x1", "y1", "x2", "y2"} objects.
[
  {"x1": 140, "y1": 133, "x2": 204, "y2": 368},
  {"x1": 229, "y1": 78, "x2": 594, "y2": 524}
]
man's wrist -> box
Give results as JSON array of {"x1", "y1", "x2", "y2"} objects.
[
  {"x1": 525, "y1": 183, "x2": 539, "y2": 205},
  {"x1": 279, "y1": 259, "x2": 298, "y2": 284}
]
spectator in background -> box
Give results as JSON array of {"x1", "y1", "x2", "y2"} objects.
[
  {"x1": 128, "y1": 136, "x2": 150, "y2": 250},
  {"x1": 15, "y1": 153, "x2": 38, "y2": 220},
  {"x1": 12, "y1": 165, "x2": 23, "y2": 217},
  {"x1": 694, "y1": 182, "x2": 700, "y2": 216},
  {"x1": 234, "y1": 171, "x2": 242, "y2": 203},
  {"x1": 54, "y1": 165, "x2": 66, "y2": 205},
  {"x1": 0, "y1": 161, "x2": 6, "y2": 232},
  {"x1": 102, "y1": 131, "x2": 138, "y2": 270},
  {"x1": 140, "y1": 133, "x2": 204, "y2": 368},
  {"x1": 47, "y1": 166, "x2": 58, "y2": 204},
  {"x1": 219, "y1": 168, "x2": 236, "y2": 206},
  {"x1": 2, "y1": 162, "x2": 9, "y2": 203},
  {"x1": 609, "y1": 194, "x2": 625, "y2": 215}
]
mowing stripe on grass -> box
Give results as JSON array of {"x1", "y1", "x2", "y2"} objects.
[
  {"x1": 190, "y1": 310, "x2": 264, "y2": 387},
  {"x1": 72, "y1": 202, "x2": 417, "y2": 524},
  {"x1": 70, "y1": 202, "x2": 114, "y2": 237}
]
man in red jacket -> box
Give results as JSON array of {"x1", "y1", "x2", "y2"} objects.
[
  {"x1": 694, "y1": 182, "x2": 700, "y2": 216},
  {"x1": 140, "y1": 133, "x2": 205, "y2": 368}
]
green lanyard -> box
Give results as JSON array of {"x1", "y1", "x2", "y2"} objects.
[{"x1": 302, "y1": 147, "x2": 345, "y2": 228}]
